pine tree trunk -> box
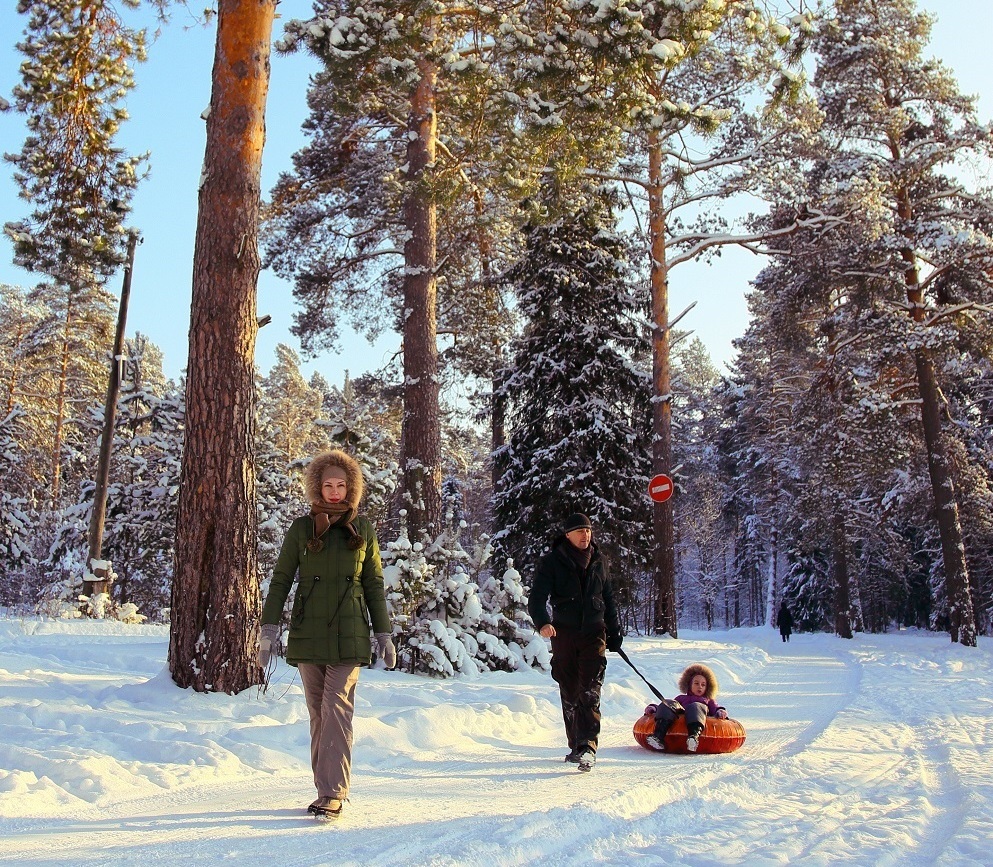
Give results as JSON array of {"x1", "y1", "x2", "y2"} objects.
[
  {"x1": 732, "y1": 548, "x2": 740, "y2": 627},
  {"x1": 168, "y1": 0, "x2": 276, "y2": 693},
  {"x1": 832, "y1": 517, "x2": 853, "y2": 639},
  {"x1": 491, "y1": 367, "x2": 506, "y2": 493},
  {"x1": 3, "y1": 312, "x2": 30, "y2": 417},
  {"x1": 765, "y1": 520, "x2": 778, "y2": 627},
  {"x1": 647, "y1": 134, "x2": 677, "y2": 637},
  {"x1": 398, "y1": 60, "x2": 442, "y2": 538},
  {"x1": 476, "y1": 201, "x2": 505, "y2": 498},
  {"x1": 913, "y1": 348, "x2": 976, "y2": 645},
  {"x1": 50, "y1": 289, "x2": 76, "y2": 506},
  {"x1": 896, "y1": 188, "x2": 977, "y2": 647}
]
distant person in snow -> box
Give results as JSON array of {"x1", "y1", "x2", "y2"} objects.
[
  {"x1": 528, "y1": 513, "x2": 623, "y2": 773},
  {"x1": 646, "y1": 662, "x2": 728, "y2": 752},
  {"x1": 776, "y1": 601, "x2": 794, "y2": 643},
  {"x1": 257, "y1": 449, "x2": 396, "y2": 819}
]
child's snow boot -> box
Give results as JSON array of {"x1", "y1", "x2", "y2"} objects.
[{"x1": 686, "y1": 723, "x2": 704, "y2": 752}]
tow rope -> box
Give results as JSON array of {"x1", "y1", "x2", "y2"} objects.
[{"x1": 616, "y1": 647, "x2": 669, "y2": 704}]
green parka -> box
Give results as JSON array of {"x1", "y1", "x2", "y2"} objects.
[{"x1": 260, "y1": 450, "x2": 391, "y2": 666}]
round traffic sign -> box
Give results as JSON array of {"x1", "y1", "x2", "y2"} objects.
[{"x1": 648, "y1": 474, "x2": 674, "y2": 503}]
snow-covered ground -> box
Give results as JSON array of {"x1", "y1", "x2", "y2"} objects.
[{"x1": 1, "y1": 620, "x2": 991, "y2": 866}]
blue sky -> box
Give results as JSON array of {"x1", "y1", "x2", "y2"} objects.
[{"x1": 1, "y1": 1, "x2": 990, "y2": 386}]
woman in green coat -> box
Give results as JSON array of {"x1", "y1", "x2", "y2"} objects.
[{"x1": 258, "y1": 449, "x2": 395, "y2": 818}]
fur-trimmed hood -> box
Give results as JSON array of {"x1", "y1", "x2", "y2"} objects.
[
  {"x1": 304, "y1": 450, "x2": 364, "y2": 509},
  {"x1": 678, "y1": 663, "x2": 719, "y2": 699}
]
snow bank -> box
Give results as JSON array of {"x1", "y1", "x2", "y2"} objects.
[{"x1": 1, "y1": 619, "x2": 991, "y2": 865}]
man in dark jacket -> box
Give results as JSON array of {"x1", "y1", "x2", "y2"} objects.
[
  {"x1": 528, "y1": 513, "x2": 623, "y2": 772},
  {"x1": 776, "y1": 600, "x2": 794, "y2": 642}
]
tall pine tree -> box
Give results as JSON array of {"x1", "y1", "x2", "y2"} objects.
[
  {"x1": 800, "y1": 0, "x2": 993, "y2": 644},
  {"x1": 4, "y1": 0, "x2": 149, "y2": 504},
  {"x1": 494, "y1": 188, "x2": 652, "y2": 600}
]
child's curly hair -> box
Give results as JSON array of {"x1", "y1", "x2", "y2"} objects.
[{"x1": 678, "y1": 663, "x2": 719, "y2": 699}]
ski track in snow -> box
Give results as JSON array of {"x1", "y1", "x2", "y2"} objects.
[{"x1": 1, "y1": 623, "x2": 991, "y2": 866}]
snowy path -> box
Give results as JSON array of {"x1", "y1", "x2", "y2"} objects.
[{"x1": 2, "y1": 622, "x2": 991, "y2": 865}]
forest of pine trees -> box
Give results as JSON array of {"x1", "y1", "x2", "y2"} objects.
[{"x1": 1, "y1": 0, "x2": 991, "y2": 688}]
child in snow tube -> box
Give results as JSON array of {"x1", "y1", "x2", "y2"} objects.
[{"x1": 647, "y1": 662, "x2": 727, "y2": 752}]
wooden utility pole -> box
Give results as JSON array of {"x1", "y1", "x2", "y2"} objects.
[{"x1": 84, "y1": 230, "x2": 139, "y2": 600}]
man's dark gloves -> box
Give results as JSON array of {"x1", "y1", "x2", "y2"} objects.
[{"x1": 606, "y1": 630, "x2": 623, "y2": 652}]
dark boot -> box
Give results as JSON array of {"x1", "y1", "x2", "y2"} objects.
[{"x1": 646, "y1": 702, "x2": 678, "y2": 750}]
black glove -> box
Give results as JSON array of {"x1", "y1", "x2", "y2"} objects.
[{"x1": 606, "y1": 630, "x2": 623, "y2": 652}]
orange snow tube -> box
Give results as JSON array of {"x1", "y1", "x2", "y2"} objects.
[{"x1": 633, "y1": 713, "x2": 746, "y2": 754}]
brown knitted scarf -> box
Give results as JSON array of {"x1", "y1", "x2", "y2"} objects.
[
  {"x1": 308, "y1": 502, "x2": 364, "y2": 551},
  {"x1": 564, "y1": 539, "x2": 593, "y2": 573}
]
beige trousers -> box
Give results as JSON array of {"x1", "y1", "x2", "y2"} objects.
[{"x1": 298, "y1": 663, "x2": 361, "y2": 799}]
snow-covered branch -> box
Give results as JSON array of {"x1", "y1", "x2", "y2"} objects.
[
  {"x1": 923, "y1": 301, "x2": 993, "y2": 328},
  {"x1": 667, "y1": 210, "x2": 848, "y2": 270},
  {"x1": 659, "y1": 132, "x2": 779, "y2": 175}
]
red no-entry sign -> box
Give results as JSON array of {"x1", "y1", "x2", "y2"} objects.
[{"x1": 648, "y1": 474, "x2": 674, "y2": 503}]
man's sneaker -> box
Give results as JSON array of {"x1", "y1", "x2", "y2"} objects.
[
  {"x1": 645, "y1": 734, "x2": 665, "y2": 751},
  {"x1": 309, "y1": 796, "x2": 343, "y2": 818},
  {"x1": 565, "y1": 749, "x2": 581, "y2": 763},
  {"x1": 577, "y1": 749, "x2": 596, "y2": 772}
]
